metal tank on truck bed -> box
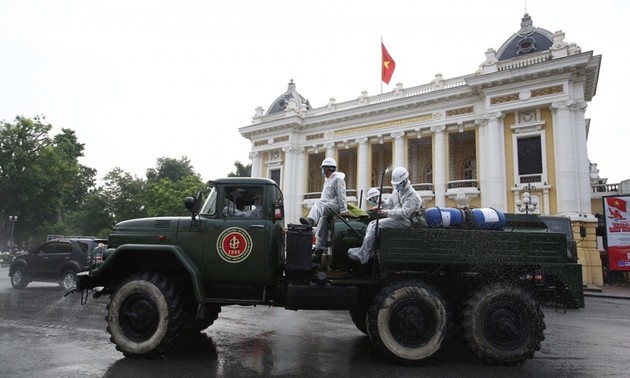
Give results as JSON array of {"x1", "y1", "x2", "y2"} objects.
[{"x1": 73, "y1": 177, "x2": 583, "y2": 366}]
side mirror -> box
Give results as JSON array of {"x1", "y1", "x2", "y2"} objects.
[
  {"x1": 580, "y1": 225, "x2": 587, "y2": 239},
  {"x1": 184, "y1": 190, "x2": 203, "y2": 215}
]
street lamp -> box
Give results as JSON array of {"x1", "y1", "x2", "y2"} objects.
[
  {"x1": 8, "y1": 215, "x2": 18, "y2": 251},
  {"x1": 516, "y1": 184, "x2": 538, "y2": 214}
]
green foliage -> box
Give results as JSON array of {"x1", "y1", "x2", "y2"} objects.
[
  {"x1": 227, "y1": 161, "x2": 251, "y2": 177},
  {"x1": 145, "y1": 176, "x2": 205, "y2": 217},
  {"x1": 146, "y1": 156, "x2": 198, "y2": 182}
]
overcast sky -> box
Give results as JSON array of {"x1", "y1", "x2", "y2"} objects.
[{"x1": 0, "y1": 0, "x2": 627, "y2": 186}]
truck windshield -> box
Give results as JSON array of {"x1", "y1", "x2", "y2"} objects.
[{"x1": 200, "y1": 188, "x2": 218, "y2": 215}]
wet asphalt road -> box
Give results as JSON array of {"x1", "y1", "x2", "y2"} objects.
[{"x1": 1, "y1": 267, "x2": 630, "y2": 378}]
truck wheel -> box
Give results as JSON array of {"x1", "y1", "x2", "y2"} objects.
[
  {"x1": 10, "y1": 267, "x2": 29, "y2": 289},
  {"x1": 349, "y1": 307, "x2": 368, "y2": 335},
  {"x1": 106, "y1": 272, "x2": 184, "y2": 358},
  {"x1": 367, "y1": 282, "x2": 449, "y2": 364},
  {"x1": 461, "y1": 284, "x2": 545, "y2": 365},
  {"x1": 59, "y1": 270, "x2": 78, "y2": 290}
]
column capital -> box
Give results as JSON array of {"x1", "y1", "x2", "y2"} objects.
[
  {"x1": 482, "y1": 111, "x2": 504, "y2": 122},
  {"x1": 324, "y1": 142, "x2": 335, "y2": 150},
  {"x1": 551, "y1": 100, "x2": 574, "y2": 112},
  {"x1": 431, "y1": 125, "x2": 446, "y2": 134},
  {"x1": 282, "y1": 145, "x2": 304, "y2": 154},
  {"x1": 391, "y1": 131, "x2": 405, "y2": 139},
  {"x1": 249, "y1": 151, "x2": 259, "y2": 159},
  {"x1": 355, "y1": 137, "x2": 368, "y2": 145}
]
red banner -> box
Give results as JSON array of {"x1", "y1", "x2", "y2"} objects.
[{"x1": 603, "y1": 195, "x2": 630, "y2": 271}]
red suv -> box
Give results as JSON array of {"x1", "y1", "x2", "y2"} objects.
[{"x1": 9, "y1": 237, "x2": 106, "y2": 290}]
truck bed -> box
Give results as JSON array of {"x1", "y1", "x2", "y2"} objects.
[{"x1": 379, "y1": 227, "x2": 569, "y2": 265}]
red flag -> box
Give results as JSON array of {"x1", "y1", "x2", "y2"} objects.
[
  {"x1": 382, "y1": 42, "x2": 396, "y2": 84},
  {"x1": 607, "y1": 197, "x2": 627, "y2": 213}
]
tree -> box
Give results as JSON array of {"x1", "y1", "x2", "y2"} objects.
[
  {"x1": 101, "y1": 168, "x2": 147, "y2": 223},
  {"x1": 227, "y1": 161, "x2": 251, "y2": 177},
  {"x1": 146, "y1": 156, "x2": 198, "y2": 182},
  {"x1": 0, "y1": 117, "x2": 98, "y2": 246},
  {"x1": 145, "y1": 176, "x2": 206, "y2": 217}
]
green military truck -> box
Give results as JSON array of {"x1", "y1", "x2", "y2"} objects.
[{"x1": 74, "y1": 177, "x2": 583, "y2": 366}]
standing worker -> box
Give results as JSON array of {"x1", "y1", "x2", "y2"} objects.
[
  {"x1": 348, "y1": 166, "x2": 421, "y2": 264},
  {"x1": 300, "y1": 158, "x2": 348, "y2": 254}
]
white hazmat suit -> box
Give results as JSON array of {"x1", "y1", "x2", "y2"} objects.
[
  {"x1": 348, "y1": 181, "x2": 421, "y2": 264},
  {"x1": 307, "y1": 171, "x2": 348, "y2": 251}
]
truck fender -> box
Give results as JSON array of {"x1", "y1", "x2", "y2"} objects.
[{"x1": 89, "y1": 244, "x2": 205, "y2": 303}]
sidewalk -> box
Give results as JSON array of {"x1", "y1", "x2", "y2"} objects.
[{"x1": 583, "y1": 283, "x2": 630, "y2": 300}]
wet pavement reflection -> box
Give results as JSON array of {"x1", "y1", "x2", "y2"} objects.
[{"x1": 1, "y1": 267, "x2": 629, "y2": 377}]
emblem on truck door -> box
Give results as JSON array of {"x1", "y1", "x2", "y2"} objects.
[{"x1": 216, "y1": 227, "x2": 253, "y2": 263}]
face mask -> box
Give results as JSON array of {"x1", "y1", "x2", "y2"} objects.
[
  {"x1": 321, "y1": 168, "x2": 326, "y2": 177},
  {"x1": 395, "y1": 180, "x2": 406, "y2": 192},
  {"x1": 368, "y1": 198, "x2": 377, "y2": 206}
]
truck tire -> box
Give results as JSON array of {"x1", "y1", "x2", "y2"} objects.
[
  {"x1": 10, "y1": 267, "x2": 29, "y2": 289},
  {"x1": 349, "y1": 307, "x2": 368, "y2": 335},
  {"x1": 367, "y1": 282, "x2": 449, "y2": 364},
  {"x1": 106, "y1": 272, "x2": 184, "y2": 358},
  {"x1": 461, "y1": 284, "x2": 545, "y2": 365},
  {"x1": 59, "y1": 269, "x2": 78, "y2": 290}
]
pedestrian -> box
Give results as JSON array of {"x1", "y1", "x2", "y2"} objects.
[
  {"x1": 348, "y1": 166, "x2": 421, "y2": 264},
  {"x1": 300, "y1": 157, "x2": 348, "y2": 254}
]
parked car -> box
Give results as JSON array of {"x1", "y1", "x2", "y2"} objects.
[{"x1": 9, "y1": 237, "x2": 106, "y2": 290}]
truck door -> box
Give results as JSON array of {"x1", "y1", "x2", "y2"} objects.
[{"x1": 203, "y1": 185, "x2": 271, "y2": 285}]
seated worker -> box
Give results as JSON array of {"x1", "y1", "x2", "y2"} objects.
[
  {"x1": 300, "y1": 158, "x2": 348, "y2": 254},
  {"x1": 348, "y1": 167, "x2": 421, "y2": 264},
  {"x1": 366, "y1": 187, "x2": 381, "y2": 210}
]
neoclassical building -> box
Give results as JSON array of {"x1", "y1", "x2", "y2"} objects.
[{"x1": 239, "y1": 14, "x2": 611, "y2": 286}]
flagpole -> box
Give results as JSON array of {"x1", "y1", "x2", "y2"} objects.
[{"x1": 380, "y1": 36, "x2": 383, "y2": 94}]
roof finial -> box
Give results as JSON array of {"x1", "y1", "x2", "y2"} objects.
[{"x1": 524, "y1": 0, "x2": 527, "y2": 14}]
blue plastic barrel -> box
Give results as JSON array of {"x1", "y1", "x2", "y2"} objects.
[
  {"x1": 424, "y1": 207, "x2": 465, "y2": 228},
  {"x1": 470, "y1": 208, "x2": 505, "y2": 230}
]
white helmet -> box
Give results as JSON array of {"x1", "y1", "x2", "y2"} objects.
[
  {"x1": 321, "y1": 158, "x2": 337, "y2": 168},
  {"x1": 366, "y1": 187, "x2": 380, "y2": 200},
  {"x1": 391, "y1": 166, "x2": 409, "y2": 185}
]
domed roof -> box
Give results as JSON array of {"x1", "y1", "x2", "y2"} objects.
[
  {"x1": 266, "y1": 79, "x2": 310, "y2": 115},
  {"x1": 496, "y1": 13, "x2": 554, "y2": 61}
]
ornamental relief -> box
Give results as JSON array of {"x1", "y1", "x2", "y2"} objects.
[{"x1": 446, "y1": 106, "x2": 474, "y2": 117}]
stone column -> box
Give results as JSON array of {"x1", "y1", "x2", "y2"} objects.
[
  {"x1": 572, "y1": 101, "x2": 592, "y2": 214},
  {"x1": 324, "y1": 142, "x2": 336, "y2": 160},
  {"x1": 282, "y1": 146, "x2": 296, "y2": 222},
  {"x1": 484, "y1": 112, "x2": 507, "y2": 211},
  {"x1": 356, "y1": 137, "x2": 369, "y2": 208},
  {"x1": 249, "y1": 151, "x2": 261, "y2": 178},
  {"x1": 432, "y1": 125, "x2": 446, "y2": 207},
  {"x1": 475, "y1": 119, "x2": 488, "y2": 207},
  {"x1": 294, "y1": 147, "x2": 306, "y2": 222},
  {"x1": 392, "y1": 131, "x2": 405, "y2": 168},
  {"x1": 551, "y1": 101, "x2": 578, "y2": 215}
]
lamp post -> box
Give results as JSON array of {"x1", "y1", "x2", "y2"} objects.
[
  {"x1": 516, "y1": 184, "x2": 538, "y2": 214},
  {"x1": 8, "y1": 215, "x2": 17, "y2": 251}
]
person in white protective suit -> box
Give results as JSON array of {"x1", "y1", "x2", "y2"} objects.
[
  {"x1": 366, "y1": 187, "x2": 381, "y2": 209},
  {"x1": 300, "y1": 158, "x2": 348, "y2": 253},
  {"x1": 348, "y1": 166, "x2": 421, "y2": 264}
]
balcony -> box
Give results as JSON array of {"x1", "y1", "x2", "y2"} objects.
[{"x1": 446, "y1": 180, "x2": 480, "y2": 207}]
